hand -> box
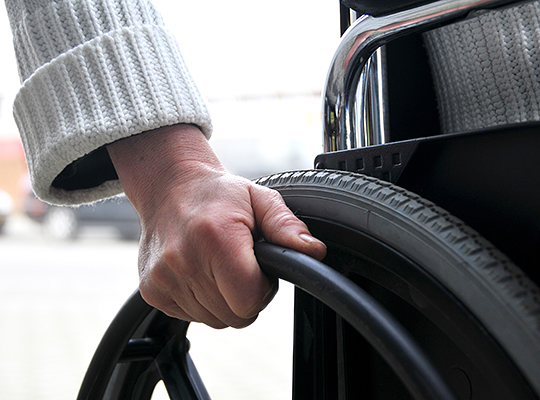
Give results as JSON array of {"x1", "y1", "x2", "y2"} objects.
[{"x1": 107, "y1": 124, "x2": 326, "y2": 328}]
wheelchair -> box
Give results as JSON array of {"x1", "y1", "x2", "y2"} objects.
[{"x1": 77, "y1": 0, "x2": 540, "y2": 399}]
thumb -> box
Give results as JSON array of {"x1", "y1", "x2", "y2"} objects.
[{"x1": 250, "y1": 184, "x2": 327, "y2": 261}]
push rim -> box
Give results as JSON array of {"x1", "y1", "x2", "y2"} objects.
[{"x1": 256, "y1": 169, "x2": 540, "y2": 399}]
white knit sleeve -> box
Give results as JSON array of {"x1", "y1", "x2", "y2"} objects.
[{"x1": 6, "y1": 0, "x2": 213, "y2": 205}]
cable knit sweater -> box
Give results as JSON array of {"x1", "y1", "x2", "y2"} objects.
[{"x1": 5, "y1": 0, "x2": 212, "y2": 205}]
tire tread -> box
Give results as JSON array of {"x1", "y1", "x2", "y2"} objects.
[{"x1": 256, "y1": 169, "x2": 540, "y2": 331}]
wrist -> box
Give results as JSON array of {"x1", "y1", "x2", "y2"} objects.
[{"x1": 107, "y1": 124, "x2": 225, "y2": 218}]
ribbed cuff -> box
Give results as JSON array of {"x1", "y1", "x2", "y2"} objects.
[{"x1": 13, "y1": 24, "x2": 212, "y2": 205}]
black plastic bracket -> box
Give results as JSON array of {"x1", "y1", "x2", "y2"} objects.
[
  {"x1": 315, "y1": 139, "x2": 418, "y2": 184},
  {"x1": 314, "y1": 122, "x2": 540, "y2": 279}
]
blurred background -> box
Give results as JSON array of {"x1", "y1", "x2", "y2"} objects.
[{"x1": 0, "y1": 0, "x2": 340, "y2": 399}]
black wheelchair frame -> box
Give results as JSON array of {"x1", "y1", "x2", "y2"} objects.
[{"x1": 77, "y1": 1, "x2": 540, "y2": 399}]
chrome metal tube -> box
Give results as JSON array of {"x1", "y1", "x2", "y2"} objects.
[
  {"x1": 322, "y1": 0, "x2": 524, "y2": 152},
  {"x1": 357, "y1": 47, "x2": 388, "y2": 147}
]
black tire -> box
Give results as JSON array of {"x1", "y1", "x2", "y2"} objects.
[{"x1": 256, "y1": 169, "x2": 540, "y2": 399}]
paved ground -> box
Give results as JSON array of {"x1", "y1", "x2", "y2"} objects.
[{"x1": 0, "y1": 215, "x2": 294, "y2": 400}]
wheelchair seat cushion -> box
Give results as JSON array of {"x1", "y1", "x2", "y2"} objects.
[
  {"x1": 341, "y1": 0, "x2": 436, "y2": 16},
  {"x1": 423, "y1": 1, "x2": 540, "y2": 133}
]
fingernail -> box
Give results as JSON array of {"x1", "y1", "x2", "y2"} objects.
[{"x1": 299, "y1": 233, "x2": 321, "y2": 244}]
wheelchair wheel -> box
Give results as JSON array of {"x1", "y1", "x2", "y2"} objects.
[{"x1": 256, "y1": 169, "x2": 540, "y2": 400}]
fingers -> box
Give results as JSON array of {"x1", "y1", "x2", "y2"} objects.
[
  {"x1": 138, "y1": 221, "x2": 274, "y2": 328},
  {"x1": 211, "y1": 230, "x2": 279, "y2": 319},
  {"x1": 135, "y1": 175, "x2": 324, "y2": 330},
  {"x1": 250, "y1": 184, "x2": 327, "y2": 261},
  {"x1": 139, "y1": 258, "x2": 260, "y2": 329}
]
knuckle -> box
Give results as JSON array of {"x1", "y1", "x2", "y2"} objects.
[
  {"x1": 274, "y1": 210, "x2": 302, "y2": 226},
  {"x1": 160, "y1": 242, "x2": 182, "y2": 269},
  {"x1": 234, "y1": 295, "x2": 265, "y2": 319},
  {"x1": 194, "y1": 215, "x2": 225, "y2": 240},
  {"x1": 207, "y1": 320, "x2": 229, "y2": 330},
  {"x1": 148, "y1": 260, "x2": 175, "y2": 287},
  {"x1": 138, "y1": 280, "x2": 164, "y2": 311},
  {"x1": 159, "y1": 242, "x2": 199, "y2": 281},
  {"x1": 266, "y1": 211, "x2": 306, "y2": 240},
  {"x1": 230, "y1": 316, "x2": 257, "y2": 329},
  {"x1": 262, "y1": 186, "x2": 286, "y2": 205}
]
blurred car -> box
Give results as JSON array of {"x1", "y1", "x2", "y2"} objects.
[
  {"x1": 0, "y1": 189, "x2": 13, "y2": 234},
  {"x1": 24, "y1": 193, "x2": 141, "y2": 240}
]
